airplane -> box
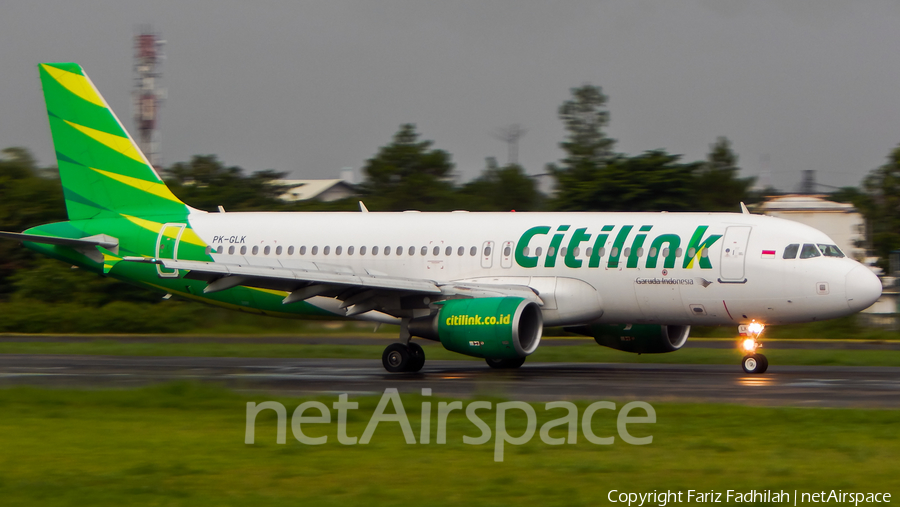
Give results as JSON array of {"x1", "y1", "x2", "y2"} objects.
[{"x1": 0, "y1": 63, "x2": 883, "y2": 374}]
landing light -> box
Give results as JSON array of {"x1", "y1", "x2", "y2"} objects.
[
  {"x1": 747, "y1": 322, "x2": 765, "y2": 335},
  {"x1": 742, "y1": 338, "x2": 758, "y2": 352}
]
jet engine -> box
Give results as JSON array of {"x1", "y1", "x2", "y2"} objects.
[
  {"x1": 409, "y1": 297, "x2": 542, "y2": 359},
  {"x1": 566, "y1": 323, "x2": 690, "y2": 354}
]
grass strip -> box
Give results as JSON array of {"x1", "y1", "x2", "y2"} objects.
[{"x1": 0, "y1": 382, "x2": 896, "y2": 506}]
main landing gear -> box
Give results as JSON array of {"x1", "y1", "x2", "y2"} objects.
[
  {"x1": 739, "y1": 321, "x2": 768, "y2": 374},
  {"x1": 382, "y1": 342, "x2": 426, "y2": 373}
]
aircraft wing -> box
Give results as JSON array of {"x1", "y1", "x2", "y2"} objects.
[{"x1": 122, "y1": 257, "x2": 542, "y2": 317}]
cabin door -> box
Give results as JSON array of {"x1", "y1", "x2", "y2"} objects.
[
  {"x1": 719, "y1": 226, "x2": 751, "y2": 283},
  {"x1": 155, "y1": 223, "x2": 186, "y2": 278}
]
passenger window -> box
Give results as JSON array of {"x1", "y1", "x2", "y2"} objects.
[
  {"x1": 676, "y1": 248, "x2": 683, "y2": 257},
  {"x1": 547, "y1": 246, "x2": 555, "y2": 257},
  {"x1": 336, "y1": 246, "x2": 342, "y2": 255},
  {"x1": 433, "y1": 246, "x2": 440, "y2": 256},
  {"x1": 649, "y1": 247, "x2": 657, "y2": 257},
  {"x1": 240, "y1": 246, "x2": 247, "y2": 255},
  {"x1": 360, "y1": 246, "x2": 367, "y2": 255},
  {"x1": 687, "y1": 247, "x2": 696, "y2": 258},
  {"x1": 800, "y1": 244, "x2": 821, "y2": 259},
  {"x1": 264, "y1": 246, "x2": 271, "y2": 255},
  {"x1": 470, "y1": 246, "x2": 477, "y2": 256},
  {"x1": 585, "y1": 247, "x2": 592, "y2": 257},
  {"x1": 275, "y1": 246, "x2": 282, "y2": 255},
  {"x1": 228, "y1": 246, "x2": 235, "y2": 255},
  {"x1": 311, "y1": 246, "x2": 318, "y2": 255},
  {"x1": 217, "y1": 245, "x2": 224, "y2": 254},
  {"x1": 458, "y1": 246, "x2": 464, "y2": 256},
  {"x1": 783, "y1": 244, "x2": 799, "y2": 259},
  {"x1": 623, "y1": 248, "x2": 630, "y2": 258},
  {"x1": 610, "y1": 247, "x2": 618, "y2": 257},
  {"x1": 560, "y1": 247, "x2": 567, "y2": 257},
  {"x1": 421, "y1": 246, "x2": 428, "y2": 256},
  {"x1": 700, "y1": 248, "x2": 708, "y2": 258},
  {"x1": 348, "y1": 246, "x2": 354, "y2": 255},
  {"x1": 535, "y1": 247, "x2": 543, "y2": 257},
  {"x1": 384, "y1": 246, "x2": 391, "y2": 255},
  {"x1": 485, "y1": 246, "x2": 492, "y2": 256},
  {"x1": 251, "y1": 246, "x2": 259, "y2": 255},
  {"x1": 445, "y1": 246, "x2": 452, "y2": 256},
  {"x1": 205, "y1": 246, "x2": 212, "y2": 255},
  {"x1": 409, "y1": 246, "x2": 416, "y2": 256},
  {"x1": 396, "y1": 246, "x2": 402, "y2": 256},
  {"x1": 287, "y1": 246, "x2": 294, "y2": 255},
  {"x1": 817, "y1": 244, "x2": 845, "y2": 258},
  {"x1": 372, "y1": 246, "x2": 379, "y2": 255},
  {"x1": 299, "y1": 246, "x2": 307, "y2": 255},
  {"x1": 323, "y1": 246, "x2": 330, "y2": 255}
]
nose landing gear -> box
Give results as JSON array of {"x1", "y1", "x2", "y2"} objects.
[{"x1": 738, "y1": 322, "x2": 768, "y2": 374}]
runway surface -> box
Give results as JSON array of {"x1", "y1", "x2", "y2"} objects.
[
  {"x1": 2, "y1": 334, "x2": 899, "y2": 350},
  {"x1": 1, "y1": 354, "x2": 898, "y2": 408}
]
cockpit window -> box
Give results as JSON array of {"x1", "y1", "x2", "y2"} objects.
[
  {"x1": 799, "y1": 243, "x2": 821, "y2": 259},
  {"x1": 817, "y1": 244, "x2": 845, "y2": 258},
  {"x1": 783, "y1": 244, "x2": 799, "y2": 259}
]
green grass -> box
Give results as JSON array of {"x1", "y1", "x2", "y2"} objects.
[
  {"x1": 1, "y1": 340, "x2": 899, "y2": 366},
  {"x1": 0, "y1": 383, "x2": 896, "y2": 506}
]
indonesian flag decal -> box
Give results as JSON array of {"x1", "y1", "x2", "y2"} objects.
[{"x1": 761, "y1": 249, "x2": 776, "y2": 259}]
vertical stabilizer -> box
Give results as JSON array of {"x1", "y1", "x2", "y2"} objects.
[{"x1": 38, "y1": 63, "x2": 191, "y2": 220}]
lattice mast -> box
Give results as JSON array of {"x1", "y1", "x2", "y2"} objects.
[{"x1": 133, "y1": 27, "x2": 165, "y2": 167}]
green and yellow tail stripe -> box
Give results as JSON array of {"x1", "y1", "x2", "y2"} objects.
[{"x1": 39, "y1": 63, "x2": 191, "y2": 221}]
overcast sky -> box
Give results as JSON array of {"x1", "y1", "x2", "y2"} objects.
[{"x1": 1, "y1": 1, "x2": 899, "y2": 191}]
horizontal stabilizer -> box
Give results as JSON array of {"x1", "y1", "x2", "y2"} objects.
[{"x1": 0, "y1": 231, "x2": 118, "y2": 250}]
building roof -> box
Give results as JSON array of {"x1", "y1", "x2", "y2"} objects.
[
  {"x1": 757, "y1": 194, "x2": 857, "y2": 213},
  {"x1": 278, "y1": 179, "x2": 354, "y2": 201}
]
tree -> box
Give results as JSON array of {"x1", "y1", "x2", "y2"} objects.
[
  {"x1": 552, "y1": 150, "x2": 700, "y2": 212},
  {"x1": 165, "y1": 155, "x2": 294, "y2": 212},
  {"x1": 549, "y1": 84, "x2": 616, "y2": 210},
  {"x1": 0, "y1": 147, "x2": 66, "y2": 298},
  {"x1": 862, "y1": 144, "x2": 900, "y2": 263},
  {"x1": 458, "y1": 158, "x2": 542, "y2": 211},
  {"x1": 358, "y1": 124, "x2": 456, "y2": 211},
  {"x1": 694, "y1": 137, "x2": 755, "y2": 211},
  {"x1": 557, "y1": 84, "x2": 615, "y2": 167}
]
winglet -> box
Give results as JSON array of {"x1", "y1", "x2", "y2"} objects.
[
  {"x1": 740, "y1": 202, "x2": 750, "y2": 215},
  {"x1": 359, "y1": 201, "x2": 369, "y2": 213}
]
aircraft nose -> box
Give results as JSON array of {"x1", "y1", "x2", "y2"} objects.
[{"x1": 845, "y1": 265, "x2": 882, "y2": 312}]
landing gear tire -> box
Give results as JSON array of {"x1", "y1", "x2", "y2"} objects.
[
  {"x1": 382, "y1": 343, "x2": 411, "y2": 373},
  {"x1": 407, "y1": 342, "x2": 425, "y2": 373},
  {"x1": 382, "y1": 342, "x2": 425, "y2": 373},
  {"x1": 485, "y1": 356, "x2": 527, "y2": 369},
  {"x1": 742, "y1": 353, "x2": 768, "y2": 374}
]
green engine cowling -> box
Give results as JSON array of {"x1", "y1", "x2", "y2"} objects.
[
  {"x1": 409, "y1": 297, "x2": 543, "y2": 359},
  {"x1": 566, "y1": 324, "x2": 690, "y2": 354}
]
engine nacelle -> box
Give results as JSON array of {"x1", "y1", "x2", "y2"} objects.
[
  {"x1": 409, "y1": 297, "x2": 543, "y2": 359},
  {"x1": 566, "y1": 324, "x2": 690, "y2": 354}
]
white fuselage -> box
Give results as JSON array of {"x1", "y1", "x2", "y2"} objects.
[{"x1": 182, "y1": 210, "x2": 882, "y2": 328}]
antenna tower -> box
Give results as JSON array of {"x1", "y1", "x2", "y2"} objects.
[{"x1": 133, "y1": 27, "x2": 165, "y2": 167}]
